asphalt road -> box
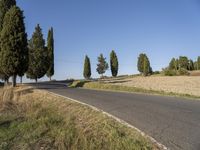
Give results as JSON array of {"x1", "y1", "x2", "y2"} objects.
[{"x1": 30, "y1": 82, "x2": 200, "y2": 150}]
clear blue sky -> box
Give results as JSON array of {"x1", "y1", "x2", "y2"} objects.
[{"x1": 17, "y1": 0, "x2": 200, "y2": 80}]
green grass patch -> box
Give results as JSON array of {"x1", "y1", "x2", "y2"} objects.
[{"x1": 0, "y1": 87, "x2": 156, "y2": 150}]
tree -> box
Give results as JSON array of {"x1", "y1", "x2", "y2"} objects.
[
  {"x1": 197, "y1": 56, "x2": 200, "y2": 70},
  {"x1": 0, "y1": 0, "x2": 16, "y2": 31},
  {"x1": 0, "y1": 0, "x2": 16, "y2": 84},
  {"x1": 137, "y1": 53, "x2": 151, "y2": 76},
  {"x1": 137, "y1": 53, "x2": 145, "y2": 73},
  {"x1": 110, "y1": 50, "x2": 118, "y2": 77},
  {"x1": 169, "y1": 58, "x2": 176, "y2": 70},
  {"x1": 26, "y1": 24, "x2": 48, "y2": 82},
  {"x1": 194, "y1": 61, "x2": 198, "y2": 70},
  {"x1": 0, "y1": 6, "x2": 28, "y2": 87},
  {"x1": 178, "y1": 56, "x2": 189, "y2": 70},
  {"x1": 188, "y1": 59, "x2": 194, "y2": 71},
  {"x1": 96, "y1": 54, "x2": 108, "y2": 77},
  {"x1": 46, "y1": 27, "x2": 54, "y2": 81},
  {"x1": 83, "y1": 55, "x2": 91, "y2": 79}
]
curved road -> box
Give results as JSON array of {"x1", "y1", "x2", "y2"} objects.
[{"x1": 30, "y1": 82, "x2": 200, "y2": 150}]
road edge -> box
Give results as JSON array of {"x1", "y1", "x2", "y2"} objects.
[{"x1": 46, "y1": 90, "x2": 169, "y2": 150}]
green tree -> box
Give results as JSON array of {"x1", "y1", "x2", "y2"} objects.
[
  {"x1": 178, "y1": 56, "x2": 189, "y2": 70},
  {"x1": 83, "y1": 55, "x2": 91, "y2": 79},
  {"x1": 26, "y1": 24, "x2": 48, "y2": 82},
  {"x1": 137, "y1": 53, "x2": 145, "y2": 73},
  {"x1": 96, "y1": 54, "x2": 108, "y2": 77},
  {"x1": 169, "y1": 58, "x2": 176, "y2": 70},
  {"x1": 0, "y1": 0, "x2": 16, "y2": 31},
  {"x1": 137, "y1": 53, "x2": 151, "y2": 76},
  {"x1": 188, "y1": 59, "x2": 194, "y2": 71},
  {"x1": 197, "y1": 56, "x2": 200, "y2": 70},
  {"x1": 46, "y1": 27, "x2": 54, "y2": 81},
  {"x1": 0, "y1": 0, "x2": 16, "y2": 84},
  {"x1": 110, "y1": 50, "x2": 118, "y2": 77},
  {"x1": 194, "y1": 61, "x2": 198, "y2": 70},
  {"x1": 0, "y1": 6, "x2": 27, "y2": 87}
]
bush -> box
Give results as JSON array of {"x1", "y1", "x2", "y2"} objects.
[
  {"x1": 178, "y1": 68, "x2": 190, "y2": 76},
  {"x1": 162, "y1": 68, "x2": 177, "y2": 76}
]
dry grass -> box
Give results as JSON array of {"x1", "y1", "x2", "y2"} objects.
[
  {"x1": 107, "y1": 76, "x2": 200, "y2": 97},
  {"x1": 0, "y1": 86, "x2": 157, "y2": 150}
]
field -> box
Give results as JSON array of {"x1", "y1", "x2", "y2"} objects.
[
  {"x1": 70, "y1": 73, "x2": 200, "y2": 99},
  {"x1": 105, "y1": 76, "x2": 200, "y2": 97},
  {"x1": 0, "y1": 86, "x2": 157, "y2": 150}
]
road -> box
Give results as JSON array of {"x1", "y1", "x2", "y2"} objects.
[{"x1": 30, "y1": 82, "x2": 200, "y2": 150}]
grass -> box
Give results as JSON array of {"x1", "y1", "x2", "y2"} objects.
[
  {"x1": 0, "y1": 86, "x2": 157, "y2": 150},
  {"x1": 69, "y1": 80, "x2": 200, "y2": 100}
]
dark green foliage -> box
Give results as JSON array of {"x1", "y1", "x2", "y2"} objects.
[
  {"x1": 0, "y1": 6, "x2": 27, "y2": 86},
  {"x1": 46, "y1": 27, "x2": 54, "y2": 80},
  {"x1": 83, "y1": 55, "x2": 91, "y2": 79},
  {"x1": 178, "y1": 68, "x2": 189, "y2": 76},
  {"x1": 137, "y1": 53, "x2": 145, "y2": 73},
  {"x1": 96, "y1": 54, "x2": 108, "y2": 77},
  {"x1": 178, "y1": 56, "x2": 189, "y2": 70},
  {"x1": 197, "y1": 56, "x2": 200, "y2": 70},
  {"x1": 169, "y1": 58, "x2": 176, "y2": 70},
  {"x1": 137, "y1": 53, "x2": 151, "y2": 76},
  {"x1": 188, "y1": 59, "x2": 194, "y2": 71},
  {"x1": 194, "y1": 61, "x2": 198, "y2": 70},
  {"x1": 162, "y1": 68, "x2": 177, "y2": 76},
  {"x1": 26, "y1": 24, "x2": 48, "y2": 82},
  {"x1": 0, "y1": 0, "x2": 16, "y2": 31},
  {"x1": 110, "y1": 50, "x2": 119, "y2": 77}
]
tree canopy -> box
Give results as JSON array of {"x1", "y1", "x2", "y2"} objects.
[{"x1": 110, "y1": 50, "x2": 118, "y2": 77}]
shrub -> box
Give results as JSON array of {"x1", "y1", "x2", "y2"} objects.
[
  {"x1": 162, "y1": 68, "x2": 177, "y2": 76},
  {"x1": 178, "y1": 68, "x2": 189, "y2": 76}
]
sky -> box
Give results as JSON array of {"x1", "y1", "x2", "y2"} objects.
[{"x1": 17, "y1": 0, "x2": 200, "y2": 81}]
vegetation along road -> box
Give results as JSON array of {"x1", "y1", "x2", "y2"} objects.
[{"x1": 30, "y1": 82, "x2": 200, "y2": 150}]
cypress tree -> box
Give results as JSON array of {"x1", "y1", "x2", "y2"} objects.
[
  {"x1": 83, "y1": 55, "x2": 91, "y2": 79},
  {"x1": 137, "y1": 53, "x2": 151, "y2": 76},
  {"x1": 137, "y1": 53, "x2": 145, "y2": 74},
  {"x1": 26, "y1": 24, "x2": 48, "y2": 82},
  {"x1": 0, "y1": 0, "x2": 16, "y2": 84},
  {"x1": 110, "y1": 50, "x2": 118, "y2": 77},
  {"x1": 96, "y1": 54, "x2": 109, "y2": 77},
  {"x1": 0, "y1": 0, "x2": 16, "y2": 31},
  {"x1": 46, "y1": 27, "x2": 54, "y2": 81},
  {"x1": 0, "y1": 6, "x2": 27, "y2": 87}
]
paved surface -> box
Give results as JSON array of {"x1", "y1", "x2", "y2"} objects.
[{"x1": 30, "y1": 82, "x2": 200, "y2": 150}]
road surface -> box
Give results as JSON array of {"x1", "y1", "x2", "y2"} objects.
[{"x1": 30, "y1": 82, "x2": 200, "y2": 150}]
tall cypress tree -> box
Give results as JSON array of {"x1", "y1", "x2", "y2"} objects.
[
  {"x1": 46, "y1": 27, "x2": 54, "y2": 81},
  {"x1": 110, "y1": 50, "x2": 118, "y2": 77},
  {"x1": 83, "y1": 55, "x2": 91, "y2": 79},
  {"x1": 0, "y1": 6, "x2": 28, "y2": 87},
  {"x1": 26, "y1": 24, "x2": 48, "y2": 82},
  {"x1": 0, "y1": 0, "x2": 16, "y2": 84},
  {"x1": 137, "y1": 53, "x2": 145, "y2": 74}
]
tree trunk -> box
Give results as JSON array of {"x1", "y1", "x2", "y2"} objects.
[
  {"x1": 20, "y1": 76, "x2": 23, "y2": 84},
  {"x1": 35, "y1": 78, "x2": 37, "y2": 83},
  {"x1": 4, "y1": 78, "x2": 8, "y2": 86},
  {"x1": 50, "y1": 76, "x2": 51, "y2": 81},
  {"x1": 12, "y1": 74, "x2": 16, "y2": 87}
]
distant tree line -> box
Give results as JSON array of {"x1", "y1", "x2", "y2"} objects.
[
  {"x1": 163, "y1": 56, "x2": 200, "y2": 76},
  {"x1": 0, "y1": 0, "x2": 54, "y2": 86}
]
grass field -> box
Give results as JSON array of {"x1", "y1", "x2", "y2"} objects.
[
  {"x1": 0, "y1": 86, "x2": 158, "y2": 150},
  {"x1": 69, "y1": 74, "x2": 200, "y2": 99}
]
